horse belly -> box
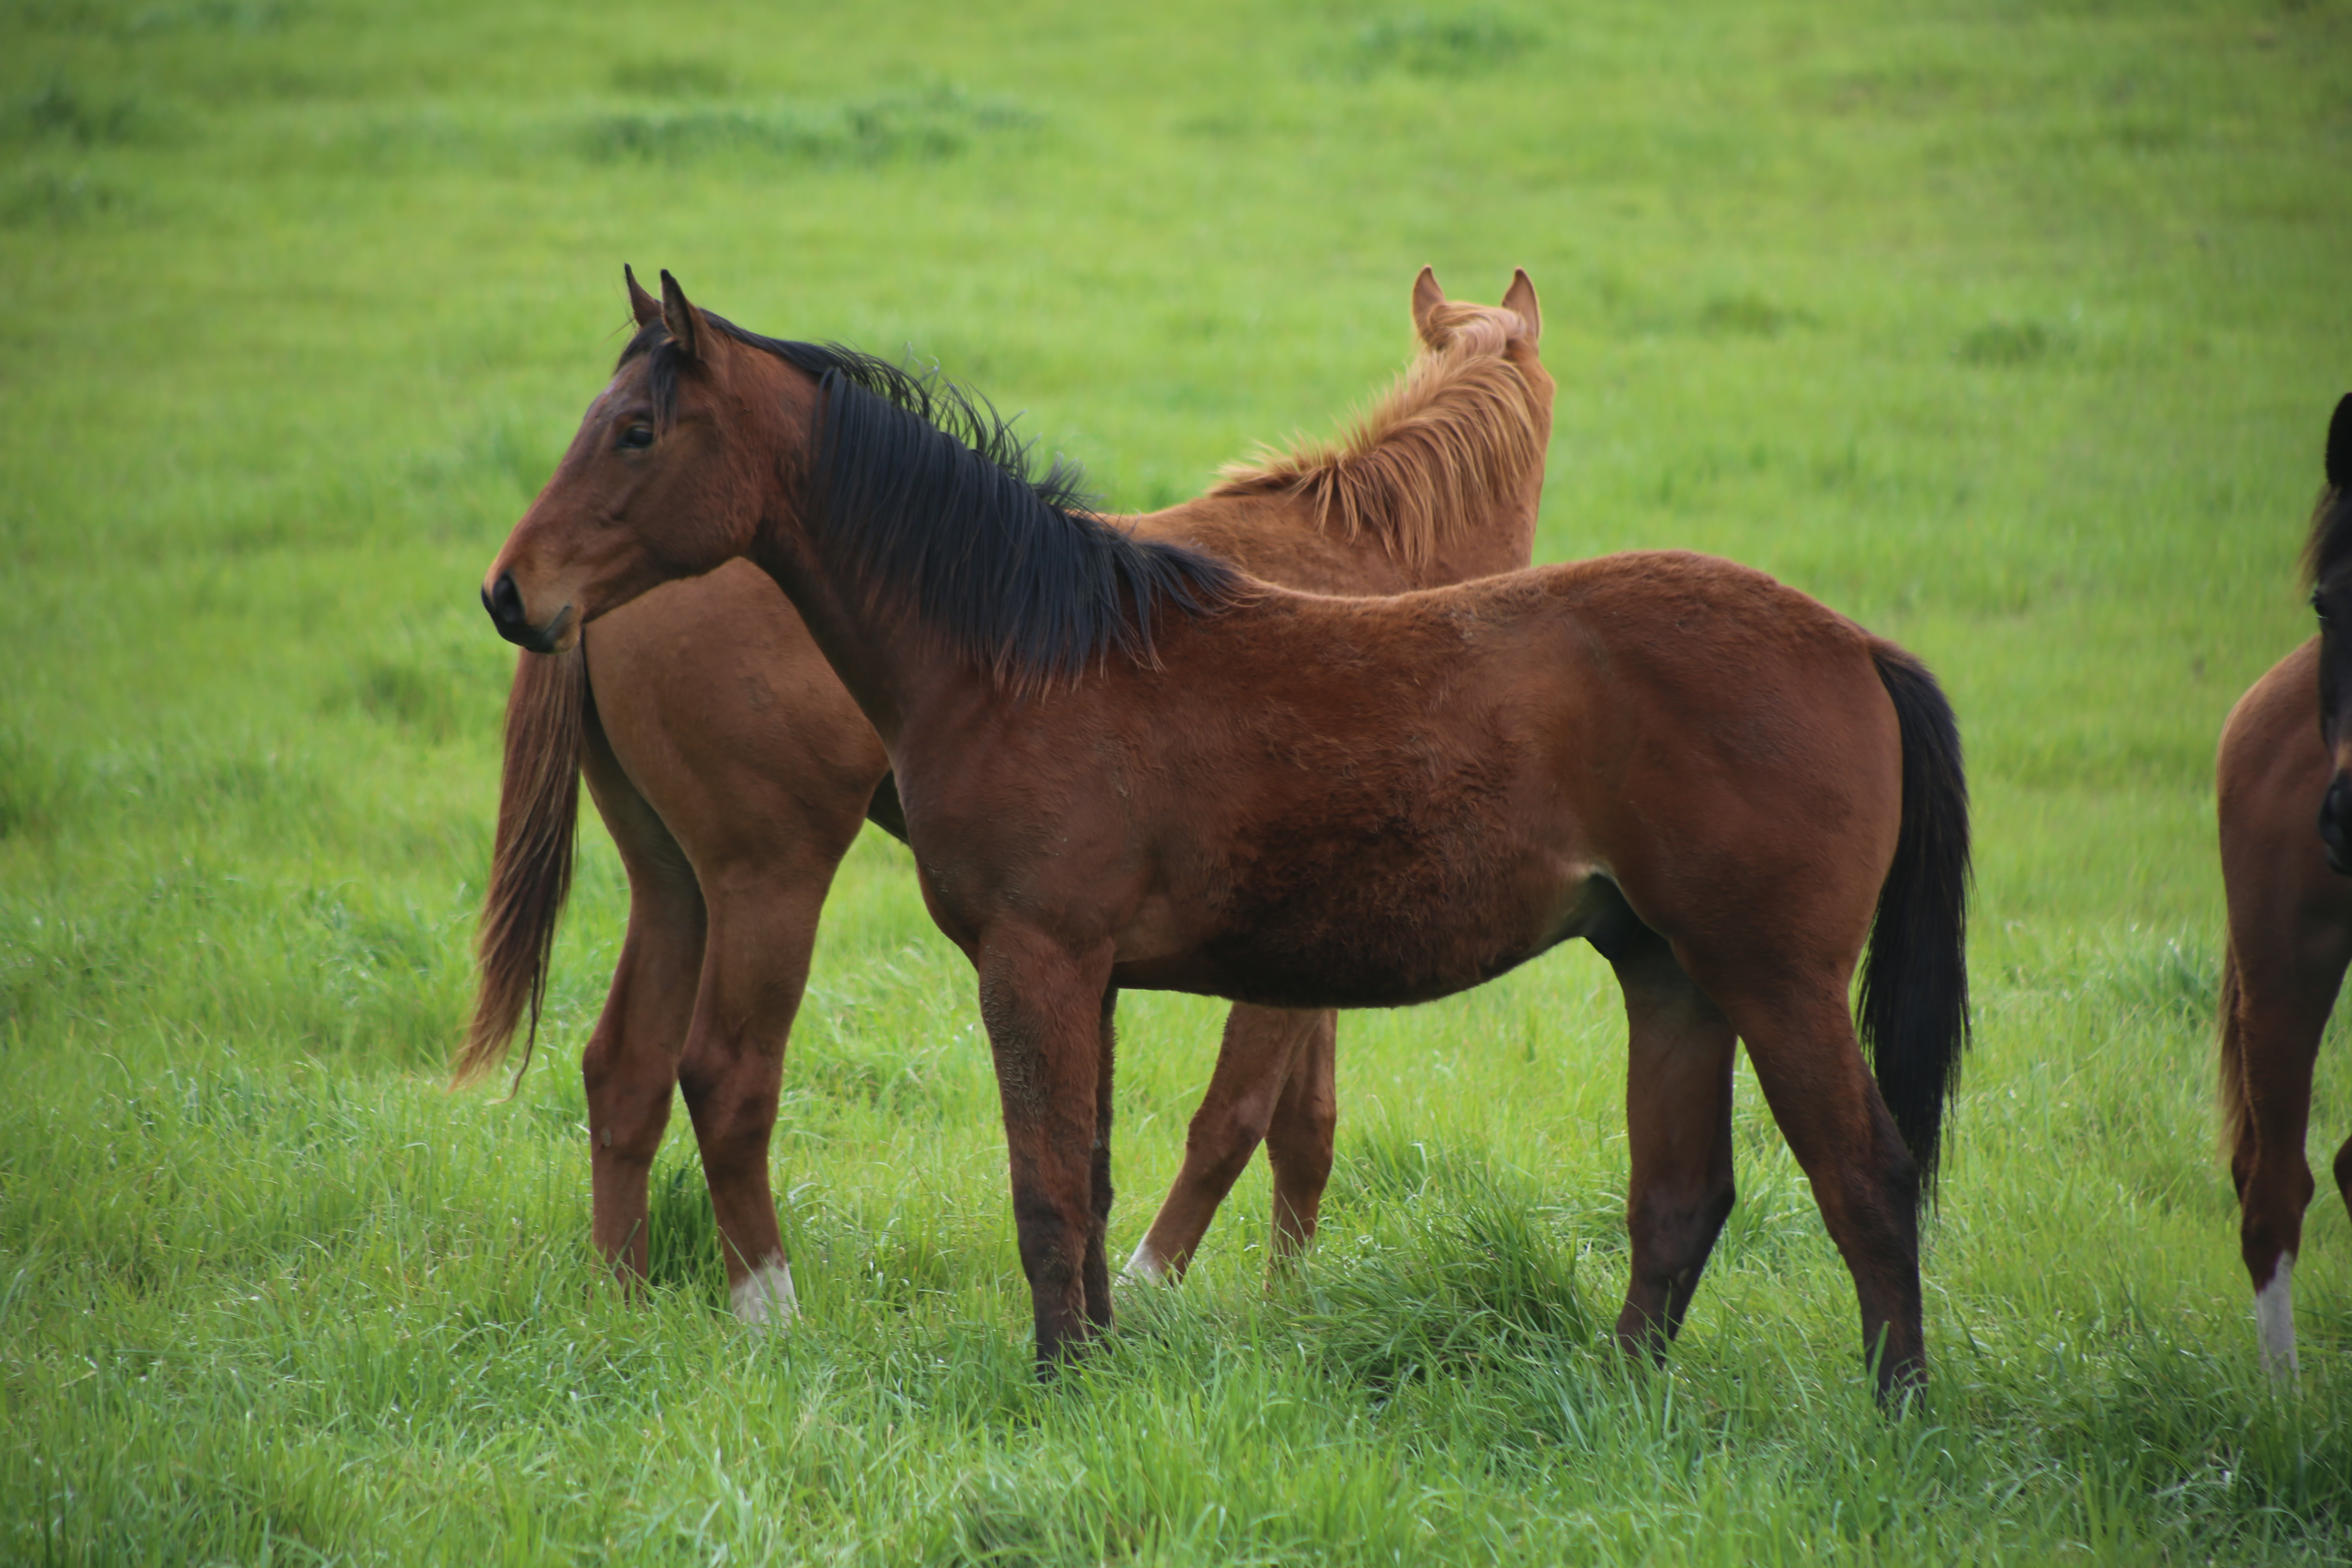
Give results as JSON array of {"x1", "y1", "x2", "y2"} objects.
[{"x1": 1173, "y1": 843, "x2": 1603, "y2": 1009}]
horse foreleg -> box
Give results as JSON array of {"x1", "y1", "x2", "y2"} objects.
[
  {"x1": 1607, "y1": 924, "x2": 1737, "y2": 1363},
  {"x1": 978, "y1": 929, "x2": 1118, "y2": 1372},
  {"x1": 2223, "y1": 935, "x2": 2340, "y2": 1381},
  {"x1": 1087, "y1": 986, "x2": 1118, "y2": 1328},
  {"x1": 675, "y1": 882, "x2": 827, "y2": 1330},
  {"x1": 1123, "y1": 1005, "x2": 1325, "y2": 1283}
]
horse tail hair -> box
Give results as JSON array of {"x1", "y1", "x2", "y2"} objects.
[
  {"x1": 2217, "y1": 943, "x2": 2253, "y2": 1166},
  {"x1": 453, "y1": 644, "x2": 588, "y2": 1090},
  {"x1": 1858, "y1": 643, "x2": 1973, "y2": 1203}
]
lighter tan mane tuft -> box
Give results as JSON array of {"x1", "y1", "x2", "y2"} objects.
[{"x1": 1207, "y1": 311, "x2": 1544, "y2": 568}]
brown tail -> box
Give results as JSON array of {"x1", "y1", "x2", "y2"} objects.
[
  {"x1": 452, "y1": 645, "x2": 589, "y2": 1089},
  {"x1": 2218, "y1": 942, "x2": 2252, "y2": 1167}
]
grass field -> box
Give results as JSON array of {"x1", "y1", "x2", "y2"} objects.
[{"x1": 7, "y1": 0, "x2": 2352, "y2": 1560}]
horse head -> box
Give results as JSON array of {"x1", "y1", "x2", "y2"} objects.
[
  {"x1": 1410, "y1": 265, "x2": 1542, "y2": 359},
  {"x1": 482, "y1": 268, "x2": 804, "y2": 653},
  {"x1": 2307, "y1": 394, "x2": 2352, "y2": 870}
]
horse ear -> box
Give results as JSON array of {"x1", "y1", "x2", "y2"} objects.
[
  {"x1": 2330, "y1": 394, "x2": 2352, "y2": 492},
  {"x1": 659, "y1": 268, "x2": 703, "y2": 362},
  {"x1": 1501, "y1": 268, "x2": 1541, "y2": 345},
  {"x1": 1412, "y1": 266, "x2": 1448, "y2": 347},
  {"x1": 625, "y1": 265, "x2": 662, "y2": 328}
]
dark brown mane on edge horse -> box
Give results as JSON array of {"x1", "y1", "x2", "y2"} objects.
[
  {"x1": 458, "y1": 267, "x2": 1553, "y2": 1327},
  {"x1": 2218, "y1": 392, "x2": 2352, "y2": 1380},
  {"x1": 481, "y1": 270, "x2": 1969, "y2": 1399}
]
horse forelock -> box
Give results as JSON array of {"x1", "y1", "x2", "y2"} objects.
[
  {"x1": 2301, "y1": 482, "x2": 2352, "y2": 589},
  {"x1": 1208, "y1": 334, "x2": 1544, "y2": 568}
]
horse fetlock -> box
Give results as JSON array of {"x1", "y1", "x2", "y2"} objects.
[
  {"x1": 2256, "y1": 1251, "x2": 2299, "y2": 1380},
  {"x1": 730, "y1": 1256, "x2": 798, "y2": 1330}
]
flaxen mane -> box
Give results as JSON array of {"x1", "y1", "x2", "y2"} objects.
[{"x1": 1209, "y1": 307, "x2": 1542, "y2": 570}]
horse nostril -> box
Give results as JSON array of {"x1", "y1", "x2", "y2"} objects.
[
  {"x1": 2321, "y1": 781, "x2": 2352, "y2": 870},
  {"x1": 487, "y1": 572, "x2": 526, "y2": 629}
]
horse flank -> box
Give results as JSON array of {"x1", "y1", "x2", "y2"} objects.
[{"x1": 1210, "y1": 310, "x2": 1543, "y2": 570}]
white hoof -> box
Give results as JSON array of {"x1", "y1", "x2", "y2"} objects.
[
  {"x1": 731, "y1": 1259, "x2": 798, "y2": 1330},
  {"x1": 1120, "y1": 1239, "x2": 1169, "y2": 1286},
  {"x1": 2256, "y1": 1252, "x2": 2298, "y2": 1383}
]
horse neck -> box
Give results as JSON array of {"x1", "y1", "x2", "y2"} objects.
[
  {"x1": 742, "y1": 447, "x2": 962, "y2": 754},
  {"x1": 1221, "y1": 338, "x2": 1555, "y2": 588}
]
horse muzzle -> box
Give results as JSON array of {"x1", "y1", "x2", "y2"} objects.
[
  {"x1": 481, "y1": 572, "x2": 574, "y2": 654},
  {"x1": 2319, "y1": 776, "x2": 2352, "y2": 875}
]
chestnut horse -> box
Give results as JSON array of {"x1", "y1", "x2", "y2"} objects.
[
  {"x1": 2218, "y1": 393, "x2": 2352, "y2": 1379},
  {"x1": 482, "y1": 272, "x2": 1970, "y2": 1396},
  {"x1": 457, "y1": 269, "x2": 1553, "y2": 1324}
]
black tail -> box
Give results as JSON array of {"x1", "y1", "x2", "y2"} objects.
[{"x1": 1858, "y1": 644, "x2": 1972, "y2": 1201}]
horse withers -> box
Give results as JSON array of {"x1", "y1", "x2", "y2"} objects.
[
  {"x1": 2218, "y1": 393, "x2": 2352, "y2": 1379},
  {"x1": 457, "y1": 268, "x2": 1552, "y2": 1326},
  {"x1": 482, "y1": 272, "x2": 1970, "y2": 1398}
]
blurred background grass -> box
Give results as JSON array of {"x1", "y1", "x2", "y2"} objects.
[{"x1": 6, "y1": 0, "x2": 2352, "y2": 1561}]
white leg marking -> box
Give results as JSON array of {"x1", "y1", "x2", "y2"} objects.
[
  {"x1": 2256, "y1": 1251, "x2": 2298, "y2": 1381},
  {"x1": 1121, "y1": 1237, "x2": 1168, "y2": 1285},
  {"x1": 731, "y1": 1258, "x2": 798, "y2": 1329}
]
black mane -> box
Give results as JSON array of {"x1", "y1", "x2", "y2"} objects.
[
  {"x1": 619, "y1": 314, "x2": 1246, "y2": 688},
  {"x1": 2305, "y1": 483, "x2": 2352, "y2": 588}
]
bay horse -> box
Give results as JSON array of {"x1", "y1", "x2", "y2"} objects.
[
  {"x1": 2218, "y1": 393, "x2": 2352, "y2": 1380},
  {"x1": 457, "y1": 267, "x2": 1553, "y2": 1325},
  {"x1": 481, "y1": 271, "x2": 1970, "y2": 1397}
]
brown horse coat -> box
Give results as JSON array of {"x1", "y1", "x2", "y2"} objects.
[
  {"x1": 482, "y1": 273, "x2": 1968, "y2": 1396},
  {"x1": 460, "y1": 270, "x2": 1553, "y2": 1321},
  {"x1": 2218, "y1": 393, "x2": 2352, "y2": 1379}
]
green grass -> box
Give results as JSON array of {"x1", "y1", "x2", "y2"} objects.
[{"x1": 7, "y1": 0, "x2": 2352, "y2": 1559}]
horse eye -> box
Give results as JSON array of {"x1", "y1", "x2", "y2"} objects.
[
  {"x1": 2315, "y1": 590, "x2": 2334, "y2": 623},
  {"x1": 619, "y1": 423, "x2": 655, "y2": 450}
]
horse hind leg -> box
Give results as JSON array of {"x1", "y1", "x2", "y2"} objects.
[
  {"x1": 1604, "y1": 921, "x2": 1738, "y2": 1362},
  {"x1": 1693, "y1": 959, "x2": 1924, "y2": 1398},
  {"x1": 1264, "y1": 1009, "x2": 1339, "y2": 1267},
  {"x1": 675, "y1": 876, "x2": 833, "y2": 1329},
  {"x1": 1122, "y1": 1004, "x2": 1324, "y2": 1283},
  {"x1": 578, "y1": 715, "x2": 706, "y2": 1288}
]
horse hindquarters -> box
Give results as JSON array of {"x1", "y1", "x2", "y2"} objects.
[{"x1": 1622, "y1": 639, "x2": 1964, "y2": 1397}]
